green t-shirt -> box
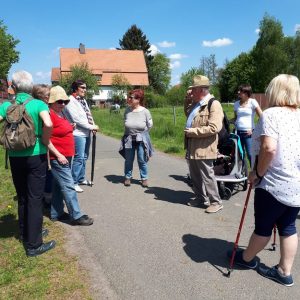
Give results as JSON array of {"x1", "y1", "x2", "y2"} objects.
[{"x1": 0, "y1": 93, "x2": 49, "y2": 157}]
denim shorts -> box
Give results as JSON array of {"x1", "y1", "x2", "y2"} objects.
[{"x1": 254, "y1": 188, "x2": 300, "y2": 237}]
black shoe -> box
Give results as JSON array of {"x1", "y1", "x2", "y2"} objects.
[
  {"x1": 72, "y1": 215, "x2": 93, "y2": 226},
  {"x1": 51, "y1": 212, "x2": 70, "y2": 222},
  {"x1": 26, "y1": 240, "x2": 56, "y2": 257}
]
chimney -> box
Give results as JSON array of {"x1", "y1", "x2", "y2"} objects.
[{"x1": 79, "y1": 43, "x2": 85, "y2": 54}]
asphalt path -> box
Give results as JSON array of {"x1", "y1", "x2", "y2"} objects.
[{"x1": 62, "y1": 133, "x2": 300, "y2": 300}]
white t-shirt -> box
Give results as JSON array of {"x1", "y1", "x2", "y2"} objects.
[
  {"x1": 234, "y1": 98, "x2": 259, "y2": 131},
  {"x1": 251, "y1": 107, "x2": 300, "y2": 207}
]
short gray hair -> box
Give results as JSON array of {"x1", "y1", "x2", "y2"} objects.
[{"x1": 12, "y1": 70, "x2": 33, "y2": 94}]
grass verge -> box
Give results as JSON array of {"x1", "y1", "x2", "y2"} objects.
[{"x1": 0, "y1": 148, "x2": 92, "y2": 299}]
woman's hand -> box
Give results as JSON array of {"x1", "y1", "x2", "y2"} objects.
[
  {"x1": 248, "y1": 170, "x2": 260, "y2": 186},
  {"x1": 57, "y1": 154, "x2": 68, "y2": 165}
]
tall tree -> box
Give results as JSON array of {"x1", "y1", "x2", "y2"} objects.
[
  {"x1": 180, "y1": 67, "x2": 204, "y2": 89},
  {"x1": 252, "y1": 14, "x2": 289, "y2": 91},
  {"x1": 148, "y1": 53, "x2": 171, "y2": 95},
  {"x1": 59, "y1": 63, "x2": 98, "y2": 102},
  {"x1": 199, "y1": 54, "x2": 218, "y2": 84},
  {"x1": 0, "y1": 20, "x2": 19, "y2": 79}
]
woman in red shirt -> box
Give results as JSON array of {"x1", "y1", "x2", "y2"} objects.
[{"x1": 48, "y1": 86, "x2": 93, "y2": 226}]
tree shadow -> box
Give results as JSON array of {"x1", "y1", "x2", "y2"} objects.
[
  {"x1": 145, "y1": 186, "x2": 206, "y2": 207},
  {"x1": 104, "y1": 174, "x2": 140, "y2": 185},
  {"x1": 0, "y1": 213, "x2": 18, "y2": 239},
  {"x1": 182, "y1": 234, "x2": 243, "y2": 275}
]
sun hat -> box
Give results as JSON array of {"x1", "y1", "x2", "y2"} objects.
[
  {"x1": 49, "y1": 85, "x2": 69, "y2": 103},
  {"x1": 189, "y1": 75, "x2": 210, "y2": 88}
]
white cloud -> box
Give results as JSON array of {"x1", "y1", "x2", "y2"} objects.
[
  {"x1": 149, "y1": 44, "x2": 160, "y2": 56},
  {"x1": 255, "y1": 28, "x2": 260, "y2": 34},
  {"x1": 35, "y1": 71, "x2": 51, "y2": 82},
  {"x1": 295, "y1": 24, "x2": 300, "y2": 32},
  {"x1": 170, "y1": 61, "x2": 181, "y2": 69},
  {"x1": 169, "y1": 53, "x2": 187, "y2": 60},
  {"x1": 158, "y1": 41, "x2": 176, "y2": 48},
  {"x1": 109, "y1": 47, "x2": 116, "y2": 50},
  {"x1": 202, "y1": 38, "x2": 233, "y2": 47}
]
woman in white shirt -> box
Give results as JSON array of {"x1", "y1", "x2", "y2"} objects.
[
  {"x1": 233, "y1": 85, "x2": 262, "y2": 164},
  {"x1": 229, "y1": 75, "x2": 300, "y2": 287}
]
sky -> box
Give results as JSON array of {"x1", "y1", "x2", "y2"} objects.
[{"x1": 1, "y1": 0, "x2": 300, "y2": 86}]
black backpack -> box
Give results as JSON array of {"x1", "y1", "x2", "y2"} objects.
[{"x1": 207, "y1": 98, "x2": 230, "y2": 148}]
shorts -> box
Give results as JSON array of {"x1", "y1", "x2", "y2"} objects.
[{"x1": 254, "y1": 188, "x2": 300, "y2": 237}]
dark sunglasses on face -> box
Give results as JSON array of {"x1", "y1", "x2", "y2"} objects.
[
  {"x1": 79, "y1": 86, "x2": 87, "y2": 90},
  {"x1": 56, "y1": 100, "x2": 70, "y2": 105}
]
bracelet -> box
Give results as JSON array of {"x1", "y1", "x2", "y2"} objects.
[{"x1": 255, "y1": 168, "x2": 263, "y2": 179}]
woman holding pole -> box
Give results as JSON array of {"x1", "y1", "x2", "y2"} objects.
[{"x1": 230, "y1": 74, "x2": 300, "y2": 287}]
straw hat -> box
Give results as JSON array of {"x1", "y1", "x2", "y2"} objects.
[
  {"x1": 49, "y1": 85, "x2": 69, "y2": 104},
  {"x1": 189, "y1": 75, "x2": 210, "y2": 88}
]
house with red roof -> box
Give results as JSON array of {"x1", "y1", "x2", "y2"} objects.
[{"x1": 51, "y1": 44, "x2": 149, "y2": 105}]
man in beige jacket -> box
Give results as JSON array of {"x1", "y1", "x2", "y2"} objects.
[{"x1": 184, "y1": 75, "x2": 223, "y2": 213}]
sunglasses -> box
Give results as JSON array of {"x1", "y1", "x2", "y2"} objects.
[
  {"x1": 56, "y1": 100, "x2": 70, "y2": 105},
  {"x1": 79, "y1": 86, "x2": 87, "y2": 90}
]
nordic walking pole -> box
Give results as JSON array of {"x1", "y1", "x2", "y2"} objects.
[
  {"x1": 226, "y1": 183, "x2": 253, "y2": 278},
  {"x1": 271, "y1": 225, "x2": 277, "y2": 251},
  {"x1": 90, "y1": 132, "x2": 96, "y2": 186}
]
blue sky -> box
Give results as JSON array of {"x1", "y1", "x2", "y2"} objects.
[{"x1": 1, "y1": 0, "x2": 300, "y2": 86}]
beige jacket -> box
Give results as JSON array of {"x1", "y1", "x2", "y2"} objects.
[{"x1": 185, "y1": 94, "x2": 224, "y2": 159}]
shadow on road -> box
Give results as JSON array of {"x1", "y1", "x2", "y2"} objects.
[
  {"x1": 0, "y1": 213, "x2": 18, "y2": 239},
  {"x1": 104, "y1": 174, "x2": 140, "y2": 186},
  {"x1": 145, "y1": 187, "x2": 195, "y2": 206},
  {"x1": 182, "y1": 233, "x2": 237, "y2": 275}
]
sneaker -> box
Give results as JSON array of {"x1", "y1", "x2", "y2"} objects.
[
  {"x1": 26, "y1": 240, "x2": 56, "y2": 257},
  {"x1": 124, "y1": 178, "x2": 131, "y2": 186},
  {"x1": 227, "y1": 249, "x2": 258, "y2": 269},
  {"x1": 141, "y1": 179, "x2": 148, "y2": 188},
  {"x1": 257, "y1": 265, "x2": 294, "y2": 287},
  {"x1": 205, "y1": 203, "x2": 223, "y2": 213},
  {"x1": 72, "y1": 215, "x2": 94, "y2": 226},
  {"x1": 19, "y1": 228, "x2": 49, "y2": 242},
  {"x1": 187, "y1": 198, "x2": 201, "y2": 207},
  {"x1": 79, "y1": 180, "x2": 91, "y2": 186},
  {"x1": 75, "y1": 185, "x2": 84, "y2": 193}
]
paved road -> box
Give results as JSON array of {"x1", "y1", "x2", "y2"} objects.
[{"x1": 62, "y1": 134, "x2": 300, "y2": 300}]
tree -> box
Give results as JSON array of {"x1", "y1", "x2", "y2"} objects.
[
  {"x1": 148, "y1": 53, "x2": 171, "y2": 95},
  {"x1": 252, "y1": 14, "x2": 289, "y2": 91},
  {"x1": 218, "y1": 52, "x2": 255, "y2": 101},
  {"x1": 59, "y1": 63, "x2": 98, "y2": 101},
  {"x1": 0, "y1": 20, "x2": 19, "y2": 79},
  {"x1": 199, "y1": 54, "x2": 218, "y2": 84},
  {"x1": 180, "y1": 67, "x2": 204, "y2": 89},
  {"x1": 110, "y1": 74, "x2": 132, "y2": 106}
]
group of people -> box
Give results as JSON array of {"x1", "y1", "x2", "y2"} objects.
[
  {"x1": 0, "y1": 71, "x2": 98, "y2": 257},
  {"x1": 184, "y1": 74, "x2": 300, "y2": 286},
  {"x1": 0, "y1": 70, "x2": 300, "y2": 287}
]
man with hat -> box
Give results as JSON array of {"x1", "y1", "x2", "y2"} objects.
[{"x1": 184, "y1": 75, "x2": 223, "y2": 213}]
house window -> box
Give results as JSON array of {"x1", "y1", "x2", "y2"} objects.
[{"x1": 95, "y1": 75, "x2": 102, "y2": 81}]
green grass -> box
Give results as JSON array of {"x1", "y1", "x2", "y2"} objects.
[
  {"x1": 0, "y1": 148, "x2": 92, "y2": 299},
  {"x1": 92, "y1": 104, "x2": 235, "y2": 156}
]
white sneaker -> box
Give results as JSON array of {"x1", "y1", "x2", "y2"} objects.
[
  {"x1": 74, "y1": 185, "x2": 84, "y2": 193},
  {"x1": 79, "y1": 180, "x2": 91, "y2": 186}
]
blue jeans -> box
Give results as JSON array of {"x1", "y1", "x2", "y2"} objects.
[
  {"x1": 72, "y1": 135, "x2": 91, "y2": 184},
  {"x1": 237, "y1": 130, "x2": 252, "y2": 165},
  {"x1": 50, "y1": 158, "x2": 82, "y2": 220},
  {"x1": 124, "y1": 141, "x2": 148, "y2": 180}
]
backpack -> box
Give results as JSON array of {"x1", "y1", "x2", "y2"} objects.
[
  {"x1": 0, "y1": 97, "x2": 36, "y2": 151},
  {"x1": 207, "y1": 98, "x2": 230, "y2": 148}
]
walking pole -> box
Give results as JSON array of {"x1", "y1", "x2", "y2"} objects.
[
  {"x1": 89, "y1": 132, "x2": 96, "y2": 186},
  {"x1": 226, "y1": 183, "x2": 253, "y2": 278},
  {"x1": 271, "y1": 225, "x2": 277, "y2": 251}
]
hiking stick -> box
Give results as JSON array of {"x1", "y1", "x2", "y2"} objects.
[
  {"x1": 226, "y1": 183, "x2": 253, "y2": 278},
  {"x1": 271, "y1": 225, "x2": 277, "y2": 251},
  {"x1": 90, "y1": 132, "x2": 96, "y2": 186}
]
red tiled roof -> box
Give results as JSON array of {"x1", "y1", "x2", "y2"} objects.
[
  {"x1": 51, "y1": 68, "x2": 61, "y2": 82},
  {"x1": 54, "y1": 48, "x2": 149, "y2": 86}
]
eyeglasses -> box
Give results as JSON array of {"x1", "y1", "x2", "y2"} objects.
[
  {"x1": 79, "y1": 86, "x2": 87, "y2": 90},
  {"x1": 56, "y1": 100, "x2": 70, "y2": 105}
]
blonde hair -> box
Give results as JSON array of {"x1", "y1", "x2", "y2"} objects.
[{"x1": 265, "y1": 74, "x2": 300, "y2": 108}]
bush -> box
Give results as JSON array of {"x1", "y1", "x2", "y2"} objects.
[{"x1": 144, "y1": 90, "x2": 167, "y2": 108}]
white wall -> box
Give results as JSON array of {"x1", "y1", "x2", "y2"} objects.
[{"x1": 92, "y1": 86, "x2": 127, "y2": 102}]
